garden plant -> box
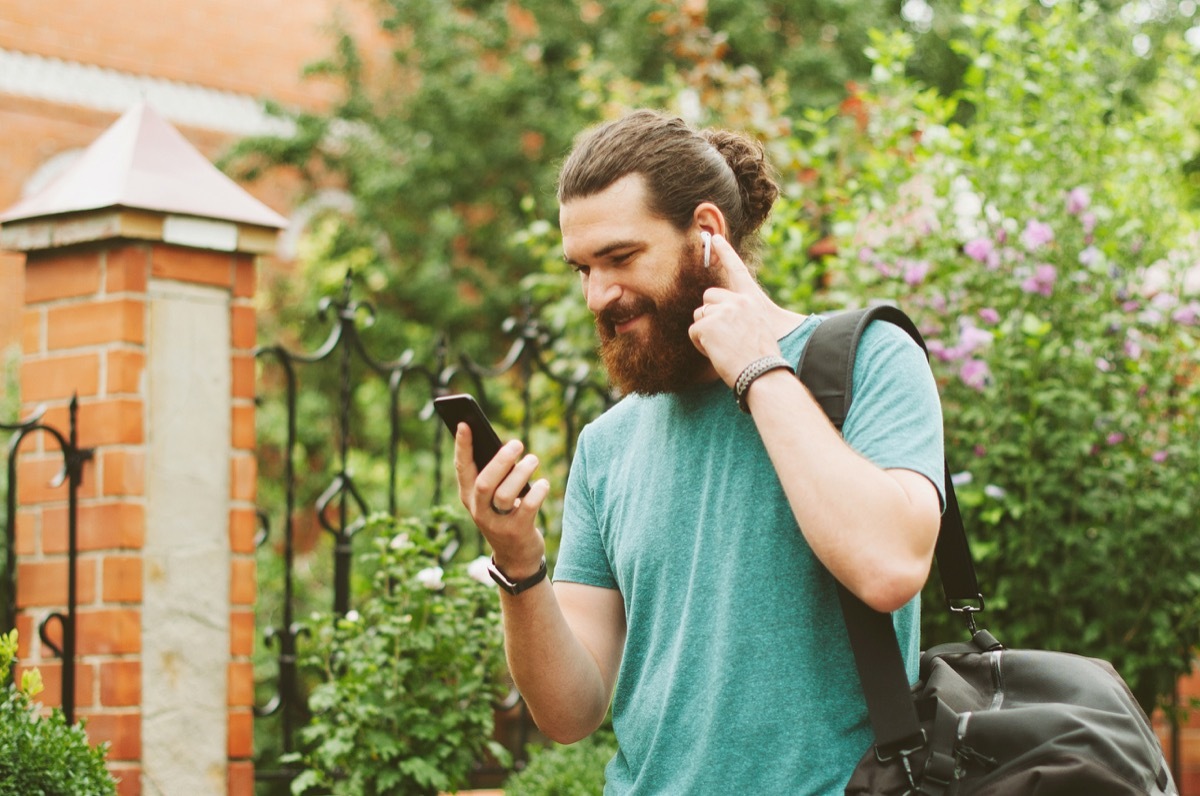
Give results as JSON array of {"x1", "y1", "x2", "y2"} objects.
[{"x1": 0, "y1": 630, "x2": 117, "y2": 796}]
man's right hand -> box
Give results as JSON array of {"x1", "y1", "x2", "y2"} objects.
[{"x1": 453, "y1": 422, "x2": 551, "y2": 578}]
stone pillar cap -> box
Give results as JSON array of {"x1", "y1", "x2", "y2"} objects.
[{"x1": 0, "y1": 101, "x2": 287, "y2": 230}]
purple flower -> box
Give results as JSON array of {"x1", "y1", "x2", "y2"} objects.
[
  {"x1": 1095, "y1": 357, "x2": 1114, "y2": 372},
  {"x1": 927, "y1": 339, "x2": 956, "y2": 362},
  {"x1": 958, "y1": 325, "x2": 993, "y2": 354},
  {"x1": 903, "y1": 259, "x2": 932, "y2": 287},
  {"x1": 1020, "y1": 264, "x2": 1057, "y2": 297},
  {"x1": 1078, "y1": 246, "x2": 1101, "y2": 267},
  {"x1": 973, "y1": 445, "x2": 987, "y2": 458},
  {"x1": 1066, "y1": 187, "x2": 1091, "y2": 215},
  {"x1": 964, "y1": 237, "x2": 994, "y2": 263},
  {"x1": 858, "y1": 246, "x2": 875, "y2": 263},
  {"x1": 1152, "y1": 450, "x2": 1169, "y2": 463},
  {"x1": 1021, "y1": 220, "x2": 1055, "y2": 251},
  {"x1": 978, "y1": 307, "x2": 1000, "y2": 325},
  {"x1": 1172, "y1": 302, "x2": 1200, "y2": 325},
  {"x1": 1124, "y1": 339, "x2": 1142, "y2": 359},
  {"x1": 1106, "y1": 432, "x2": 1125, "y2": 446},
  {"x1": 1081, "y1": 212, "x2": 1097, "y2": 235},
  {"x1": 960, "y1": 358, "x2": 990, "y2": 391}
]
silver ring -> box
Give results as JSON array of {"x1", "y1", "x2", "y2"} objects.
[{"x1": 490, "y1": 498, "x2": 515, "y2": 516}]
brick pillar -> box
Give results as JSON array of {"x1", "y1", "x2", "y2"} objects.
[{"x1": 0, "y1": 103, "x2": 283, "y2": 796}]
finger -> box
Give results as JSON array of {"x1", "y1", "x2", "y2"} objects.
[
  {"x1": 515, "y1": 478, "x2": 551, "y2": 517},
  {"x1": 709, "y1": 233, "x2": 758, "y2": 294},
  {"x1": 453, "y1": 423, "x2": 478, "y2": 497},
  {"x1": 492, "y1": 453, "x2": 540, "y2": 506}
]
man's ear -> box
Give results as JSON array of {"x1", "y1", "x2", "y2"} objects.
[{"x1": 692, "y1": 202, "x2": 727, "y2": 239}]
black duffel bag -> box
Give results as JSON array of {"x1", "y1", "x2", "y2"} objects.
[{"x1": 797, "y1": 307, "x2": 1176, "y2": 795}]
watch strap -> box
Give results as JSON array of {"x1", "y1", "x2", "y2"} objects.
[{"x1": 488, "y1": 555, "x2": 548, "y2": 595}]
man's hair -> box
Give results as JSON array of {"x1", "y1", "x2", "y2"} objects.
[{"x1": 557, "y1": 109, "x2": 780, "y2": 266}]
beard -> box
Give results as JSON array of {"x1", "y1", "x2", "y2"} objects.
[{"x1": 595, "y1": 243, "x2": 721, "y2": 396}]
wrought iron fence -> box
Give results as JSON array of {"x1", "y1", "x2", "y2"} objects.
[
  {"x1": 252, "y1": 271, "x2": 613, "y2": 786},
  {"x1": 1, "y1": 398, "x2": 92, "y2": 724}
]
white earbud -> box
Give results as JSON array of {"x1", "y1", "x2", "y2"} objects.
[{"x1": 701, "y1": 231, "x2": 712, "y2": 269}]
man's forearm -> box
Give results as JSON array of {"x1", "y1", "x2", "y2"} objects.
[
  {"x1": 498, "y1": 580, "x2": 623, "y2": 744},
  {"x1": 744, "y1": 369, "x2": 940, "y2": 612}
]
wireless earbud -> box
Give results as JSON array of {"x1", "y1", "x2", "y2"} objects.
[{"x1": 701, "y1": 231, "x2": 712, "y2": 269}]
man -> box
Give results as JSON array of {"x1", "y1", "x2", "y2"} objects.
[{"x1": 453, "y1": 110, "x2": 944, "y2": 793}]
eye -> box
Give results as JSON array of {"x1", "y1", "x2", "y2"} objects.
[{"x1": 571, "y1": 263, "x2": 591, "y2": 276}]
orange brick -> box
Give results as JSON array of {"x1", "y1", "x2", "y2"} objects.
[
  {"x1": 150, "y1": 243, "x2": 234, "y2": 288},
  {"x1": 102, "y1": 555, "x2": 142, "y2": 602},
  {"x1": 105, "y1": 245, "x2": 150, "y2": 294},
  {"x1": 229, "y1": 557, "x2": 256, "y2": 606},
  {"x1": 46, "y1": 298, "x2": 144, "y2": 349},
  {"x1": 25, "y1": 249, "x2": 103, "y2": 303},
  {"x1": 83, "y1": 710, "x2": 141, "y2": 761},
  {"x1": 14, "y1": 508, "x2": 39, "y2": 555},
  {"x1": 227, "y1": 660, "x2": 254, "y2": 706},
  {"x1": 106, "y1": 349, "x2": 145, "y2": 395},
  {"x1": 76, "y1": 608, "x2": 140, "y2": 655},
  {"x1": 228, "y1": 707, "x2": 254, "y2": 758},
  {"x1": 22, "y1": 308, "x2": 44, "y2": 354},
  {"x1": 230, "y1": 609, "x2": 255, "y2": 656},
  {"x1": 230, "y1": 453, "x2": 256, "y2": 502},
  {"x1": 228, "y1": 761, "x2": 255, "y2": 795},
  {"x1": 101, "y1": 449, "x2": 145, "y2": 497},
  {"x1": 229, "y1": 507, "x2": 258, "y2": 554},
  {"x1": 20, "y1": 352, "x2": 101, "y2": 402},
  {"x1": 233, "y1": 255, "x2": 256, "y2": 299},
  {"x1": 16, "y1": 454, "x2": 98, "y2": 504},
  {"x1": 100, "y1": 660, "x2": 141, "y2": 706},
  {"x1": 77, "y1": 503, "x2": 145, "y2": 551},
  {"x1": 14, "y1": 614, "x2": 34, "y2": 656},
  {"x1": 40, "y1": 399, "x2": 144, "y2": 447},
  {"x1": 231, "y1": 402, "x2": 255, "y2": 450},
  {"x1": 109, "y1": 764, "x2": 141, "y2": 796},
  {"x1": 15, "y1": 558, "x2": 96, "y2": 607},
  {"x1": 230, "y1": 303, "x2": 256, "y2": 350},
  {"x1": 231, "y1": 353, "x2": 256, "y2": 400}
]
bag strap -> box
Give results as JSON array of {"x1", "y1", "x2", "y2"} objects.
[{"x1": 794, "y1": 305, "x2": 981, "y2": 754}]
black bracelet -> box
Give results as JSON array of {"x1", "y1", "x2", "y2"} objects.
[
  {"x1": 734, "y1": 355, "x2": 793, "y2": 413},
  {"x1": 488, "y1": 556, "x2": 548, "y2": 596}
]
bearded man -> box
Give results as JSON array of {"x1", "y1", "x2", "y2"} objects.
[{"x1": 452, "y1": 109, "x2": 945, "y2": 794}]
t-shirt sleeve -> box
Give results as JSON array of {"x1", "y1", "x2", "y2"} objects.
[
  {"x1": 553, "y1": 426, "x2": 620, "y2": 589},
  {"x1": 841, "y1": 319, "x2": 946, "y2": 507}
]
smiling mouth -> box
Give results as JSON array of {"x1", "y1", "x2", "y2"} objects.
[{"x1": 614, "y1": 315, "x2": 646, "y2": 334}]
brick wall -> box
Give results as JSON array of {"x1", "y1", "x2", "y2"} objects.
[{"x1": 13, "y1": 237, "x2": 261, "y2": 794}]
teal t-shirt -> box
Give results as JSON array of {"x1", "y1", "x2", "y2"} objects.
[{"x1": 555, "y1": 315, "x2": 945, "y2": 795}]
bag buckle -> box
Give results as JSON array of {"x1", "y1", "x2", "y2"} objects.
[
  {"x1": 876, "y1": 730, "x2": 929, "y2": 792},
  {"x1": 949, "y1": 594, "x2": 985, "y2": 634}
]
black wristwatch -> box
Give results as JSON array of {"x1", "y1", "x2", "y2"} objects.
[{"x1": 488, "y1": 556, "x2": 548, "y2": 596}]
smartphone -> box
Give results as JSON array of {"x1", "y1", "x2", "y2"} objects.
[{"x1": 433, "y1": 394, "x2": 530, "y2": 496}]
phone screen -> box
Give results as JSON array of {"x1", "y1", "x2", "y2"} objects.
[{"x1": 433, "y1": 394, "x2": 530, "y2": 496}]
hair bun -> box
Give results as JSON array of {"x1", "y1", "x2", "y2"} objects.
[{"x1": 703, "y1": 130, "x2": 779, "y2": 235}]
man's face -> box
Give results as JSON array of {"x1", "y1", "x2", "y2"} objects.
[{"x1": 560, "y1": 174, "x2": 722, "y2": 395}]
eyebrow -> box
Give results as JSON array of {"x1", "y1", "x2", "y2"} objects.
[{"x1": 563, "y1": 239, "x2": 644, "y2": 268}]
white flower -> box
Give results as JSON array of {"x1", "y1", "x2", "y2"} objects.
[
  {"x1": 983, "y1": 484, "x2": 1008, "y2": 500},
  {"x1": 344, "y1": 610, "x2": 361, "y2": 622},
  {"x1": 390, "y1": 533, "x2": 412, "y2": 550},
  {"x1": 416, "y1": 566, "x2": 445, "y2": 591},
  {"x1": 467, "y1": 556, "x2": 494, "y2": 586},
  {"x1": 951, "y1": 471, "x2": 974, "y2": 487}
]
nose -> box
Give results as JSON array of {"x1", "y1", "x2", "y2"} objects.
[{"x1": 584, "y1": 270, "x2": 621, "y2": 315}]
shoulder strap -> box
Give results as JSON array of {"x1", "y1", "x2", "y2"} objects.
[{"x1": 794, "y1": 305, "x2": 982, "y2": 754}]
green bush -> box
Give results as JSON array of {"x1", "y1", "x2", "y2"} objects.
[
  {"x1": 799, "y1": 0, "x2": 1200, "y2": 710},
  {"x1": 504, "y1": 730, "x2": 618, "y2": 796},
  {"x1": 285, "y1": 511, "x2": 511, "y2": 796},
  {"x1": 0, "y1": 630, "x2": 117, "y2": 796}
]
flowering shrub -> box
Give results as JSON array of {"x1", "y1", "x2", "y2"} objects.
[
  {"x1": 0, "y1": 630, "x2": 117, "y2": 795},
  {"x1": 286, "y1": 511, "x2": 510, "y2": 795},
  {"x1": 796, "y1": 0, "x2": 1200, "y2": 708}
]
